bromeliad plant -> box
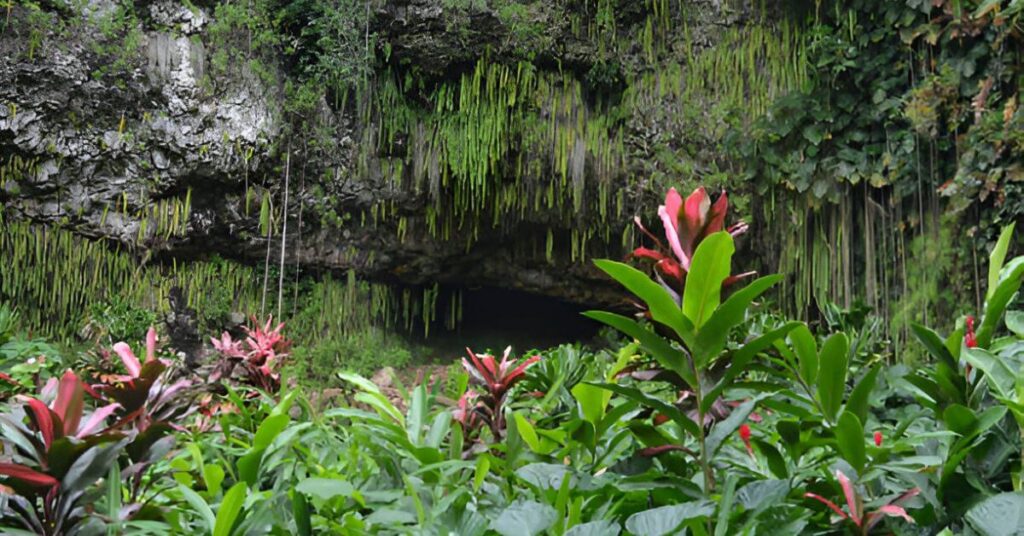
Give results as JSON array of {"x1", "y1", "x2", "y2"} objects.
[
  {"x1": 210, "y1": 316, "x2": 291, "y2": 393},
  {"x1": 460, "y1": 347, "x2": 540, "y2": 438},
  {"x1": 588, "y1": 187, "x2": 796, "y2": 494},
  {"x1": 632, "y1": 187, "x2": 753, "y2": 300}
]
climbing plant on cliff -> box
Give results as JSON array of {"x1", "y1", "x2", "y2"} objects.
[{"x1": 731, "y1": 0, "x2": 1023, "y2": 345}]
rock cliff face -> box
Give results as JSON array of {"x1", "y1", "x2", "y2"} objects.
[{"x1": 0, "y1": 0, "x2": 788, "y2": 311}]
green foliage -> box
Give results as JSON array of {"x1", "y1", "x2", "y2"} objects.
[{"x1": 288, "y1": 328, "x2": 411, "y2": 385}]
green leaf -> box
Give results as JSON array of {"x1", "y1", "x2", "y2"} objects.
[
  {"x1": 753, "y1": 439, "x2": 789, "y2": 479},
  {"x1": 473, "y1": 455, "x2": 490, "y2": 492},
  {"x1": 571, "y1": 382, "x2": 609, "y2": 425},
  {"x1": 516, "y1": 463, "x2": 573, "y2": 490},
  {"x1": 213, "y1": 482, "x2": 247, "y2": 536},
  {"x1": 834, "y1": 411, "x2": 866, "y2": 472},
  {"x1": 292, "y1": 491, "x2": 311, "y2": 536},
  {"x1": 490, "y1": 500, "x2": 557, "y2": 536},
  {"x1": 714, "y1": 475, "x2": 738, "y2": 536},
  {"x1": 789, "y1": 323, "x2": 818, "y2": 383},
  {"x1": 943, "y1": 404, "x2": 977, "y2": 436},
  {"x1": 252, "y1": 414, "x2": 290, "y2": 450},
  {"x1": 682, "y1": 232, "x2": 734, "y2": 329},
  {"x1": 736, "y1": 479, "x2": 790, "y2": 512},
  {"x1": 514, "y1": 413, "x2": 542, "y2": 453},
  {"x1": 965, "y1": 492, "x2": 1024, "y2": 536},
  {"x1": 694, "y1": 274, "x2": 783, "y2": 366},
  {"x1": 706, "y1": 395, "x2": 768, "y2": 458},
  {"x1": 980, "y1": 258, "x2": 1024, "y2": 347},
  {"x1": 963, "y1": 348, "x2": 1016, "y2": 399},
  {"x1": 988, "y1": 223, "x2": 1016, "y2": 302},
  {"x1": 911, "y1": 323, "x2": 957, "y2": 369},
  {"x1": 177, "y1": 484, "x2": 215, "y2": 533},
  {"x1": 583, "y1": 311, "x2": 695, "y2": 389},
  {"x1": 702, "y1": 323, "x2": 801, "y2": 413},
  {"x1": 817, "y1": 332, "x2": 850, "y2": 423},
  {"x1": 1007, "y1": 311, "x2": 1024, "y2": 338},
  {"x1": 625, "y1": 501, "x2": 714, "y2": 536},
  {"x1": 593, "y1": 260, "x2": 694, "y2": 344},
  {"x1": 845, "y1": 365, "x2": 880, "y2": 425},
  {"x1": 589, "y1": 382, "x2": 700, "y2": 438},
  {"x1": 565, "y1": 520, "x2": 621, "y2": 536},
  {"x1": 296, "y1": 478, "x2": 358, "y2": 502}
]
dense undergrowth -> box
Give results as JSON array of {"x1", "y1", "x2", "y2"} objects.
[{"x1": 2, "y1": 185, "x2": 1024, "y2": 535}]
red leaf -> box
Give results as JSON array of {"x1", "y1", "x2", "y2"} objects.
[
  {"x1": 465, "y1": 348, "x2": 496, "y2": 386},
  {"x1": 0, "y1": 463, "x2": 59, "y2": 489},
  {"x1": 679, "y1": 187, "x2": 710, "y2": 256},
  {"x1": 804, "y1": 492, "x2": 850, "y2": 521},
  {"x1": 113, "y1": 342, "x2": 142, "y2": 377},
  {"x1": 631, "y1": 247, "x2": 667, "y2": 262},
  {"x1": 703, "y1": 191, "x2": 729, "y2": 235},
  {"x1": 504, "y1": 355, "x2": 541, "y2": 386},
  {"x1": 23, "y1": 397, "x2": 60, "y2": 450},
  {"x1": 836, "y1": 470, "x2": 862, "y2": 526},
  {"x1": 53, "y1": 370, "x2": 84, "y2": 437}
]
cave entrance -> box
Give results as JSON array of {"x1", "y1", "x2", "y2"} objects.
[{"x1": 410, "y1": 286, "x2": 602, "y2": 362}]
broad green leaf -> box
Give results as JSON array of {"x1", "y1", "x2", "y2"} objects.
[
  {"x1": 965, "y1": 492, "x2": 1024, "y2": 536},
  {"x1": 736, "y1": 479, "x2": 790, "y2": 512},
  {"x1": 682, "y1": 232, "x2": 734, "y2": 329},
  {"x1": 583, "y1": 311, "x2": 695, "y2": 389},
  {"x1": 572, "y1": 382, "x2": 609, "y2": 425},
  {"x1": 213, "y1": 482, "x2": 247, "y2": 536},
  {"x1": 911, "y1": 323, "x2": 957, "y2": 369},
  {"x1": 817, "y1": 333, "x2": 850, "y2": 423},
  {"x1": 1007, "y1": 311, "x2": 1024, "y2": 338},
  {"x1": 706, "y1": 395, "x2": 768, "y2": 458},
  {"x1": 834, "y1": 411, "x2": 866, "y2": 471},
  {"x1": 252, "y1": 414, "x2": 289, "y2": 450},
  {"x1": 980, "y1": 258, "x2": 1024, "y2": 347},
  {"x1": 593, "y1": 260, "x2": 695, "y2": 344},
  {"x1": 516, "y1": 463, "x2": 573, "y2": 490},
  {"x1": 407, "y1": 385, "x2": 427, "y2": 444},
  {"x1": 625, "y1": 501, "x2": 714, "y2": 536},
  {"x1": 296, "y1": 478, "x2": 358, "y2": 502},
  {"x1": 473, "y1": 455, "x2": 490, "y2": 492},
  {"x1": 292, "y1": 491, "x2": 311, "y2": 536},
  {"x1": 988, "y1": 223, "x2": 1016, "y2": 301},
  {"x1": 589, "y1": 382, "x2": 700, "y2": 438},
  {"x1": 943, "y1": 404, "x2": 977, "y2": 436},
  {"x1": 514, "y1": 413, "x2": 542, "y2": 453},
  {"x1": 845, "y1": 365, "x2": 880, "y2": 425},
  {"x1": 177, "y1": 484, "x2": 215, "y2": 532},
  {"x1": 694, "y1": 274, "x2": 783, "y2": 365},
  {"x1": 703, "y1": 323, "x2": 801, "y2": 413},
  {"x1": 490, "y1": 500, "x2": 557, "y2": 536},
  {"x1": 565, "y1": 520, "x2": 620, "y2": 536},
  {"x1": 789, "y1": 323, "x2": 818, "y2": 383},
  {"x1": 714, "y1": 475, "x2": 738, "y2": 536},
  {"x1": 964, "y1": 347, "x2": 1016, "y2": 399}
]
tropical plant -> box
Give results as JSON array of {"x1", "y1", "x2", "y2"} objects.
[
  {"x1": 460, "y1": 346, "x2": 540, "y2": 437},
  {"x1": 588, "y1": 188, "x2": 796, "y2": 497}
]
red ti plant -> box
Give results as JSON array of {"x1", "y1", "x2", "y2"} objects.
[
  {"x1": 0, "y1": 370, "x2": 126, "y2": 535},
  {"x1": 96, "y1": 327, "x2": 193, "y2": 503},
  {"x1": 804, "y1": 470, "x2": 920, "y2": 535},
  {"x1": 632, "y1": 186, "x2": 753, "y2": 301},
  {"x1": 210, "y1": 316, "x2": 291, "y2": 394},
  {"x1": 460, "y1": 346, "x2": 540, "y2": 437}
]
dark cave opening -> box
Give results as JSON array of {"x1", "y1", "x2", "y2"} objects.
[{"x1": 408, "y1": 285, "x2": 603, "y2": 361}]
